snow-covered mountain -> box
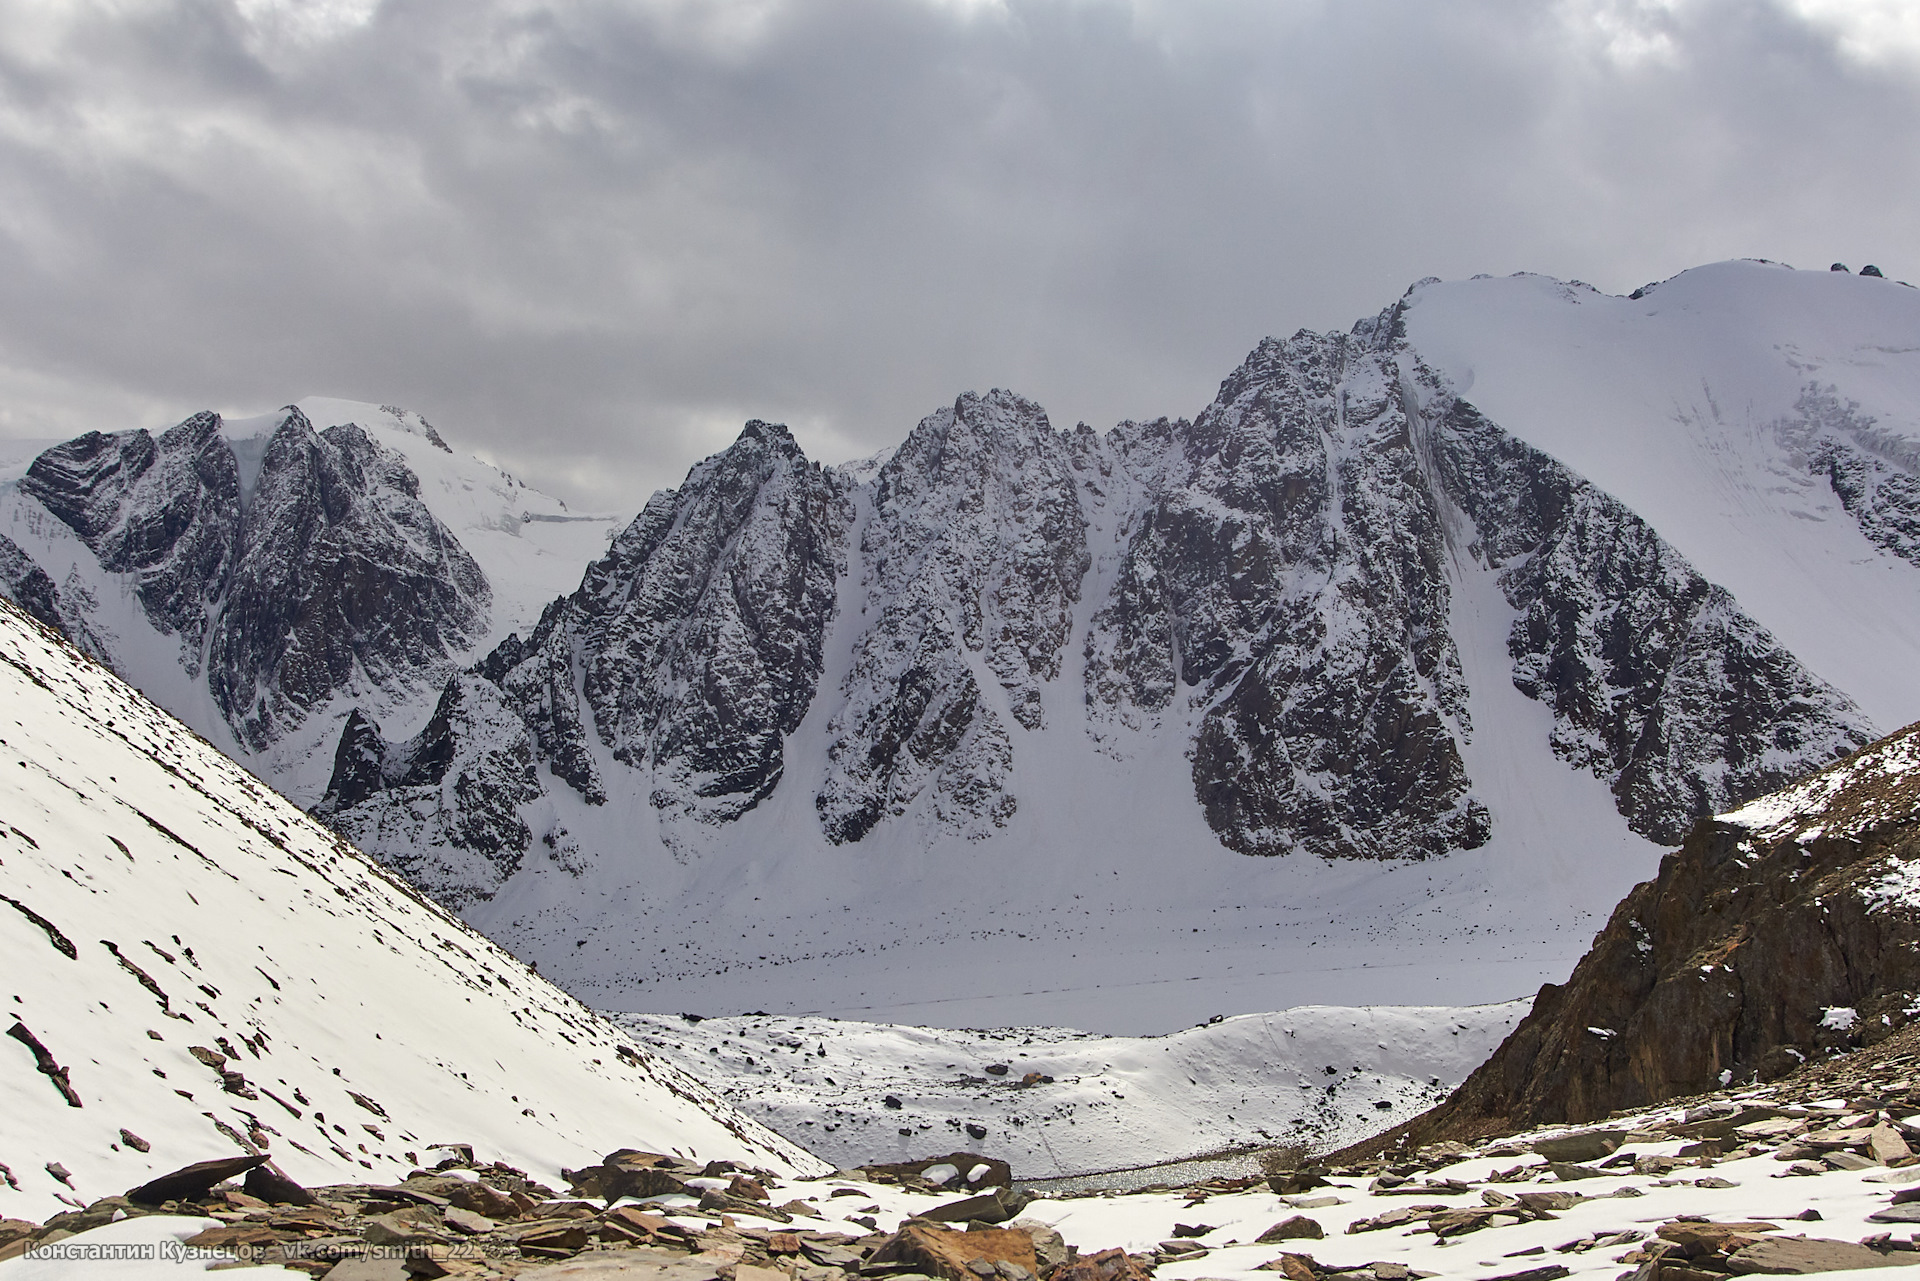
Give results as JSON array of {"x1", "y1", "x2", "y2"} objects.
[
  {"x1": 0, "y1": 398, "x2": 618, "y2": 804},
  {"x1": 0, "y1": 593, "x2": 822, "y2": 1226},
  {"x1": 6, "y1": 261, "x2": 1919, "y2": 1034}
]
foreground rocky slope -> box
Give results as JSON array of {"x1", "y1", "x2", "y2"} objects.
[
  {"x1": 1387, "y1": 718, "x2": 1920, "y2": 1144},
  {"x1": 0, "y1": 594, "x2": 819, "y2": 1229},
  {"x1": 18, "y1": 1019, "x2": 1920, "y2": 1281}
]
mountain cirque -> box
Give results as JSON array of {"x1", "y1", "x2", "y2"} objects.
[
  {"x1": 2, "y1": 262, "x2": 1918, "y2": 1024},
  {"x1": 323, "y1": 304, "x2": 1874, "y2": 886}
]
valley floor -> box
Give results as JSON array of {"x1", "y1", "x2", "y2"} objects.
[{"x1": 610, "y1": 1003, "x2": 1529, "y2": 1178}]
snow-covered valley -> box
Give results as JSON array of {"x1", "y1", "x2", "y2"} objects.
[{"x1": 612, "y1": 1003, "x2": 1528, "y2": 1178}]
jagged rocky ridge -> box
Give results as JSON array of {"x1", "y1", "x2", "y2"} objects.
[
  {"x1": 315, "y1": 292, "x2": 1879, "y2": 902},
  {"x1": 1388, "y1": 716, "x2": 1920, "y2": 1143},
  {"x1": 17, "y1": 406, "x2": 489, "y2": 749}
]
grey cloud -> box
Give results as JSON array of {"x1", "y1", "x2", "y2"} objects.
[{"x1": 0, "y1": 0, "x2": 1914, "y2": 508}]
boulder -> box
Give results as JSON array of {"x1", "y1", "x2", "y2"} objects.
[
  {"x1": 1052, "y1": 1246, "x2": 1154, "y2": 1281},
  {"x1": 1258, "y1": 1216, "x2": 1325, "y2": 1242},
  {"x1": 243, "y1": 1161, "x2": 316, "y2": 1206},
  {"x1": 442, "y1": 1206, "x2": 495, "y2": 1235},
  {"x1": 568, "y1": 1150, "x2": 695, "y2": 1205},
  {"x1": 1870, "y1": 1125, "x2": 1912, "y2": 1164},
  {"x1": 866, "y1": 1221, "x2": 1040, "y2": 1281},
  {"x1": 127, "y1": 1153, "x2": 269, "y2": 1205},
  {"x1": 1008, "y1": 1218, "x2": 1070, "y2": 1271},
  {"x1": 1865, "y1": 1204, "x2": 1920, "y2": 1224},
  {"x1": 1727, "y1": 1236, "x2": 1912, "y2": 1273},
  {"x1": 921, "y1": 1186, "x2": 1033, "y2": 1224},
  {"x1": 866, "y1": 1153, "x2": 1013, "y2": 1189},
  {"x1": 1656, "y1": 1222, "x2": 1781, "y2": 1255},
  {"x1": 1531, "y1": 1131, "x2": 1624, "y2": 1163},
  {"x1": 361, "y1": 1208, "x2": 447, "y2": 1246}
]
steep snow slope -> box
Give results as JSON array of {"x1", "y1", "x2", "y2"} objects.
[
  {"x1": 0, "y1": 597, "x2": 822, "y2": 1225},
  {"x1": 612, "y1": 1001, "x2": 1528, "y2": 1177},
  {"x1": 1404, "y1": 261, "x2": 1920, "y2": 729}
]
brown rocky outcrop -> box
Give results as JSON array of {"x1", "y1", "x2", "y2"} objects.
[{"x1": 1390, "y1": 720, "x2": 1920, "y2": 1145}]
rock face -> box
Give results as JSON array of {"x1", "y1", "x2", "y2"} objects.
[
  {"x1": 310, "y1": 677, "x2": 546, "y2": 907},
  {"x1": 4, "y1": 273, "x2": 1900, "y2": 938},
  {"x1": 23, "y1": 411, "x2": 241, "y2": 661},
  {"x1": 1086, "y1": 319, "x2": 1487, "y2": 859},
  {"x1": 15, "y1": 407, "x2": 489, "y2": 749},
  {"x1": 207, "y1": 411, "x2": 490, "y2": 749},
  {"x1": 1403, "y1": 719, "x2": 1920, "y2": 1139},
  {"x1": 817, "y1": 391, "x2": 1086, "y2": 844},
  {"x1": 324, "y1": 419, "x2": 849, "y2": 883},
  {"x1": 1431, "y1": 399, "x2": 1870, "y2": 843},
  {"x1": 310, "y1": 307, "x2": 1874, "y2": 902},
  {"x1": 0, "y1": 533, "x2": 106, "y2": 661}
]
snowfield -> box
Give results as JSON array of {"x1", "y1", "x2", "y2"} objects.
[{"x1": 0, "y1": 596, "x2": 821, "y2": 1226}]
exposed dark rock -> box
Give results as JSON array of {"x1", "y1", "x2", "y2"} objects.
[
  {"x1": 486, "y1": 420, "x2": 847, "y2": 853},
  {"x1": 19, "y1": 407, "x2": 489, "y2": 750},
  {"x1": 1431, "y1": 397, "x2": 1869, "y2": 842},
  {"x1": 866, "y1": 1220, "x2": 1040, "y2": 1281},
  {"x1": 243, "y1": 1162, "x2": 316, "y2": 1206},
  {"x1": 24, "y1": 412, "x2": 240, "y2": 658},
  {"x1": 1390, "y1": 718, "x2": 1920, "y2": 1141},
  {"x1": 4, "y1": 1022, "x2": 80, "y2": 1108},
  {"x1": 1726, "y1": 1236, "x2": 1909, "y2": 1273},
  {"x1": 303, "y1": 305, "x2": 1878, "y2": 879},
  {"x1": 818, "y1": 391, "x2": 1083, "y2": 843},
  {"x1": 127, "y1": 1153, "x2": 269, "y2": 1205},
  {"x1": 314, "y1": 676, "x2": 544, "y2": 908},
  {"x1": 860, "y1": 1153, "x2": 1012, "y2": 1189},
  {"x1": 919, "y1": 1185, "x2": 1031, "y2": 1224},
  {"x1": 321, "y1": 709, "x2": 388, "y2": 812},
  {"x1": 208, "y1": 410, "x2": 490, "y2": 749},
  {"x1": 0, "y1": 535, "x2": 106, "y2": 659},
  {"x1": 1088, "y1": 323, "x2": 1487, "y2": 859}
]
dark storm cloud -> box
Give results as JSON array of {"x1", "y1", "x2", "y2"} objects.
[{"x1": 0, "y1": 0, "x2": 1915, "y2": 507}]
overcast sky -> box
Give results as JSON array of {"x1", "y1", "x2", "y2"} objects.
[{"x1": 1, "y1": 0, "x2": 1916, "y2": 509}]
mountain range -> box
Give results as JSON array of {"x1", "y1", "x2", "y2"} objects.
[{"x1": 2, "y1": 260, "x2": 1917, "y2": 1033}]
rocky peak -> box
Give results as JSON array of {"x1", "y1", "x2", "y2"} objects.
[
  {"x1": 208, "y1": 407, "x2": 491, "y2": 750},
  {"x1": 314, "y1": 674, "x2": 545, "y2": 906},
  {"x1": 571, "y1": 416, "x2": 848, "y2": 838},
  {"x1": 1087, "y1": 332, "x2": 1486, "y2": 860},
  {"x1": 1429, "y1": 397, "x2": 1870, "y2": 842},
  {"x1": 814, "y1": 390, "x2": 1089, "y2": 844},
  {"x1": 22, "y1": 410, "x2": 241, "y2": 661},
  {"x1": 16, "y1": 405, "x2": 490, "y2": 750},
  {"x1": 327, "y1": 417, "x2": 851, "y2": 885}
]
